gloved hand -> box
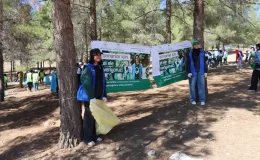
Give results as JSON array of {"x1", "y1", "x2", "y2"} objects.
[
  {"x1": 90, "y1": 98, "x2": 96, "y2": 103},
  {"x1": 204, "y1": 73, "x2": 207, "y2": 78},
  {"x1": 103, "y1": 97, "x2": 107, "y2": 103},
  {"x1": 188, "y1": 73, "x2": 192, "y2": 78}
]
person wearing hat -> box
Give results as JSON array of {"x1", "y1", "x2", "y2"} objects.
[
  {"x1": 186, "y1": 40, "x2": 207, "y2": 105},
  {"x1": 77, "y1": 48, "x2": 107, "y2": 146},
  {"x1": 248, "y1": 43, "x2": 260, "y2": 92}
]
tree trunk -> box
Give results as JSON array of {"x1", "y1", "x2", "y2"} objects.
[
  {"x1": 166, "y1": 0, "x2": 172, "y2": 43},
  {"x1": 10, "y1": 61, "x2": 13, "y2": 82},
  {"x1": 90, "y1": 0, "x2": 97, "y2": 40},
  {"x1": 52, "y1": 0, "x2": 82, "y2": 148},
  {"x1": 193, "y1": 0, "x2": 204, "y2": 50},
  {"x1": 19, "y1": 72, "x2": 23, "y2": 88},
  {"x1": 84, "y1": 21, "x2": 89, "y2": 62},
  {"x1": 43, "y1": 61, "x2": 45, "y2": 68},
  {"x1": 0, "y1": 0, "x2": 4, "y2": 101}
]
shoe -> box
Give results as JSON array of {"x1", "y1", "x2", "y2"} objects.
[
  {"x1": 191, "y1": 101, "x2": 196, "y2": 105},
  {"x1": 201, "y1": 102, "x2": 205, "y2": 106},
  {"x1": 248, "y1": 89, "x2": 256, "y2": 92},
  {"x1": 96, "y1": 137, "x2": 103, "y2": 142},
  {"x1": 88, "y1": 141, "x2": 95, "y2": 146}
]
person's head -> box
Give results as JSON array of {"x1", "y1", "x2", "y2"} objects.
[
  {"x1": 135, "y1": 55, "x2": 140, "y2": 64},
  {"x1": 30, "y1": 70, "x2": 33, "y2": 73},
  {"x1": 192, "y1": 39, "x2": 200, "y2": 49},
  {"x1": 89, "y1": 48, "x2": 102, "y2": 64},
  {"x1": 78, "y1": 62, "x2": 83, "y2": 67},
  {"x1": 4, "y1": 73, "x2": 6, "y2": 76},
  {"x1": 246, "y1": 50, "x2": 248, "y2": 53},
  {"x1": 256, "y1": 43, "x2": 260, "y2": 51}
]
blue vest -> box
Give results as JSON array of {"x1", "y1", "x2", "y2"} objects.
[
  {"x1": 189, "y1": 49, "x2": 205, "y2": 76},
  {"x1": 77, "y1": 63, "x2": 106, "y2": 102}
]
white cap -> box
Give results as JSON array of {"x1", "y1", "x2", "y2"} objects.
[{"x1": 79, "y1": 62, "x2": 83, "y2": 65}]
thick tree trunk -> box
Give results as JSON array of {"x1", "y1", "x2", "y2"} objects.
[
  {"x1": 166, "y1": 0, "x2": 172, "y2": 43},
  {"x1": 0, "y1": 0, "x2": 4, "y2": 101},
  {"x1": 52, "y1": 0, "x2": 82, "y2": 148},
  {"x1": 193, "y1": 0, "x2": 204, "y2": 50},
  {"x1": 90, "y1": 0, "x2": 97, "y2": 40}
]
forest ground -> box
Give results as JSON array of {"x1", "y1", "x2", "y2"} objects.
[{"x1": 1, "y1": 54, "x2": 260, "y2": 160}]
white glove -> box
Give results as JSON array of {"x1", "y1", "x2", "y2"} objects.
[
  {"x1": 90, "y1": 98, "x2": 96, "y2": 103},
  {"x1": 188, "y1": 73, "x2": 192, "y2": 78},
  {"x1": 103, "y1": 97, "x2": 107, "y2": 102},
  {"x1": 204, "y1": 73, "x2": 207, "y2": 78}
]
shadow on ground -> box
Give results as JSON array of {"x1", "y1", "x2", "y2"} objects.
[{"x1": 1, "y1": 66, "x2": 259, "y2": 160}]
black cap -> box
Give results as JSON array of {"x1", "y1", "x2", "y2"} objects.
[
  {"x1": 90, "y1": 48, "x2": 102, "y2": 56},
  {"x1": 256, "y1": 43, "x2": 260, "y2": 49}
]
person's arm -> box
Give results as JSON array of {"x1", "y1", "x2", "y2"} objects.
[
  {"x1": 204, "y1": 55, "x2": 208, "y2": 73},
  {"x1": 103, "y1": 80, "x2": 107, "y2": 98},
  {"x1": 81, "y1": 67, "x2": 95, "y2": 99}
]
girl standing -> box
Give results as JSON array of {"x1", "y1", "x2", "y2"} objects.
[{"x1": 77, "y1": 48, "x2": 106, "y2": 146}]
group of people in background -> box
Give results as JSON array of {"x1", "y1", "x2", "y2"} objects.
[{"x1": 205, "y1": 49, "x2": 228, "y2": 68}]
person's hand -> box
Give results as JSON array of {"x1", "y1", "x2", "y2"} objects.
[
  {"x1": 103, "y1": 97, "x2": 107, "y2": 103},
  {"x1": 90, "y1": 98, "x2": 96, "y2": 103},
  {"x1": 188, "y1": 73, "x2": 192, "y2": 78},
  {"x1": 204, "y1": 73, "x2": 207, "y2": 78}
]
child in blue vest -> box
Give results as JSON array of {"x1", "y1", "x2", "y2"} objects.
[
  {"x1": 186, "y1": 40, "x2": 208, "y2": 106},
  {"x1": 77, "y1": 48, "x2": 107, "y2": 146}
]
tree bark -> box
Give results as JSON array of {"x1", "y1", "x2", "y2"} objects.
[
  {"x1": 52, "y1": 0, "x2": 82, "y2": 148},
  {"x1": 0, "y1": 0, "x2": 4, "y2": 101},
  {"x1": 84, "y1": 21, "x2": 89, "y2": 62},
  {"x1": 90, "y1": 0, "x2": 97, "y2": 40},
  {"x1": 10, "y1": 61, "x2": 13, "y2": 82},
  {"x1": 193, "y1": 0, "x2": 204, "y2": 50},
  {"x1": 19, "y1": 72, "x2": 23, "y2": 88},
  {"x1": 166, "y1": 0, "x2": 172, "y2": 43}
]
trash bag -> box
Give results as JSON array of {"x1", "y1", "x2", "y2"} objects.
[{"x1": 89, "y1": 100, "x2": 120, "y2": 135}]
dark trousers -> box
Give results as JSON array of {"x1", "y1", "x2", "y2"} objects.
[
  {"x1": 83, "y1": 102, "x2": 97, "y2": 143},
  {"x1": 245, "y1": 57, "x2": 249, "y2": 63},
  {"x1": 249, "y1": 69, "x2": 260, "y2": 91},
  {"x1": 223, "y1": 58, "x2": 227, "y2": 64},
  {"x1": 27, "y1": 82, "x2": 33, "y2": 91}
]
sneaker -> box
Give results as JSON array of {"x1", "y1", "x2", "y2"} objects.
[
  {"x1": 96, "y1": 137, "x2": 103, "y2": 143},
  {"x1": 88, "y1": 141, "x2": 95, "y2": 146},
  {"x1": 201, "y1": 102, "x2": 205, "y2": 106},
  {"x1": 191, "y1": 101, "x2": 196, "y2": 105},
  {"x1": 248, "y1": 89, "x2": 256, "y2": 92}
]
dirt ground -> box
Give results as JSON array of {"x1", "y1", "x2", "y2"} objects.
[{"x1": 1, "y1": 55, "x2": 260, "y2": 160}]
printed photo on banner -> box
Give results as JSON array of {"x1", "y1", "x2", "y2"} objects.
[
  {"x1": 102, "y1": 50, "x2": 150, "y2": 81},
  {"x1": 159, "y1": 48, "x2": 190, "y2": 76}
]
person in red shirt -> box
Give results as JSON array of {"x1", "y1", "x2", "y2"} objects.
[{"x1": 235, "y1": 49, "x2": 239, "y2": 63}]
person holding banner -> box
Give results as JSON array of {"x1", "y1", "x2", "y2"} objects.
[
  {"x1": 132, "y1": 55, "x2": 143, "y2": 79},
  {"x1": 186, "y1": 40, "x2": 208, "y2": 106},
  {"x1": 77, "y1": 48, "x2": 107, "y2": 146}
]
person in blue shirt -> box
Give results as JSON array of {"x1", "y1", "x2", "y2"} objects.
[
  {"x1": 186, "y1": 40, "x2": 208, "y2": 106},
  {"x1": 248, "y1": 43, "x2": 260, "y2": 92},
  {"x1": 77, "y1": 48, "x2": 106, "y2": 146}
]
